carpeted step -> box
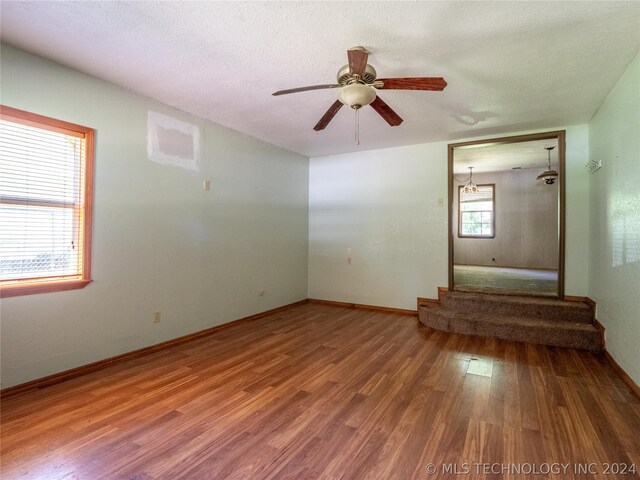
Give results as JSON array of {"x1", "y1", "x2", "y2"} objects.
[
  {"x1": 441, "y1": 291, "x2": 594, "y2": 324},
  {"x1": 418, "y1": 305, "x2": 602, "y2": 352}
]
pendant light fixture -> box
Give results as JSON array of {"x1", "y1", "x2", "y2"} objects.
[
  {"x1": 537, "y1": 146, "x2": 558, "y2": 185},
  {"x1": 463, "y1": 167, "x2": 478, "y2": 194}
]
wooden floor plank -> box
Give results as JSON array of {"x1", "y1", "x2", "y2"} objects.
[{"x1": 2, "y1": 303, "x2": 639, "y2": 479}]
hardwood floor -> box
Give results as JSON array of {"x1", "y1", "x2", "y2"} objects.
[{"x1": 2, "y1": 303, "x2": 639, "y2": 479}]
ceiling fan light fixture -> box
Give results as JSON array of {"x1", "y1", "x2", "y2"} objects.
[
  {"x1": 537, "y1": 146, "x2": 558, "y2": 185},
  {"x1": 537, "y1": 170, "x2": 559, "y2": 185},
  {"x1": 338, "y1": 83, "x2": 376, "y2": 109},
  {"x1": 273, "y1": 46, "x2": 447, "y2": 133}
]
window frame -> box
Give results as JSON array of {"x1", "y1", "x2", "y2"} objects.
[
  {"x1": 0, "y1": 105, "x2": 95, "y2": 297},
  {"x1": 458, "y1": 183, "x2": 495, "y2": 239}
]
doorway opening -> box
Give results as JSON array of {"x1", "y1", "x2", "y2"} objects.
[{"x1": 448, "y1": 131, "x2": 565, "y2": 298}]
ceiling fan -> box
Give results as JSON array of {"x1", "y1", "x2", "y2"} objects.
[{"x1": 272, "y1": 46, "x2": 447, "y2": 133}]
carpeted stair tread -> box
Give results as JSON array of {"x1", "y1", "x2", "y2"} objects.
[
  {"x1": 419, "y1": 305, "x2": 602, "y2": 352},
  {"x1": 443, "y1": 291, "x2": 591, "y2": 308},
  {"x1": 430, "y1": 307, "x2": 596, "y2": 331},
  {"x1": 441, "y1": 291, "x2": 593, "y2": 324}
]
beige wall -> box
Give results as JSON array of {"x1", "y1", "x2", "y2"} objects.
[{"x1": 453, "y1": 169, "x2": 559, "y2": 269}]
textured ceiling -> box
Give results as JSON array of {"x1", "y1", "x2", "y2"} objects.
[{"x1": 1, "y1": 1, "x2": 638, "y2": 158}]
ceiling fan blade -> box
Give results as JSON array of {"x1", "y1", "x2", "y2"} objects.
[
  {"x1": 347, "y1": 47, "x2": 368, "y2": 77},
  {"x1": 370, "y1": 96, "x2": 403, "y2": 126},
  {"x1": 376, "y1": 77, "x2": 447, "y2": 91},
  {"x1": 313, "y1": 100, "x2": 344, "y2": 131},
  {"x1": 273, "y1": 84, "x2": 340, "y2": 96}
]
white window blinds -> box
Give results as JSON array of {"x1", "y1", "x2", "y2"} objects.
[
  {"x1": 0, "y1": 115, "x2": 88, "y2": 283},
  {"x1": 459, "y1": 184, "x2": 495, "y2": 237},
  {"x1": 460, "y1": 185, "x2": 494, "y2": 203}
]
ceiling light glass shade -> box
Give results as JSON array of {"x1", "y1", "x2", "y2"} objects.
[
  {"x1": 537, "y1": 169, "x2": 558, "y2": 185},
  {"x1": 338, "y1": 83, "x2": 376, "y2": 109}
]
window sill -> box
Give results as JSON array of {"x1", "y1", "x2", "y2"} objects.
[
  {"x1": 1, "y1": 279, "x2": 92, "y2": 298},
  {"x1": 457, "y1": 234, "x2": 496, "y2": 239},
  {"x1": 458, "y1": 233, "x2": 496, "y2": 239}
]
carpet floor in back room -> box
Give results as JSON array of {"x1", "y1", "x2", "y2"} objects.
[{"x1": 453, "y1": 264, "x2": 558, "y2": 296}]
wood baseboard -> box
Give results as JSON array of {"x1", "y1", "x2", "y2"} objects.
[
  {"x1": 0, "y1": 299, "x2": 309, "y2": 399},
  {"x1": 417, "y1": 296, "x2": 440, "y2": 309},
  {"x1": 564, "y1": 295, "x2": 597, "y2": 311},
  {"x1": 307, "y1": 298, "x2": 417, "y2": 316},
  {"x1": 592, "y1": 316, "x2": 639, "y2": 399},
  {"x1": 603, "y1": 349, "x2": 640, "y2": 399},
  {"x1": 417, "y1": 288, "x2": 448, "y2": 310},
  {"x1": 593, "y1": 318, "x2": 606, "y2": 350},
  {"x1": 437, "y1": 287, "x2": 449, "y2": 302}
]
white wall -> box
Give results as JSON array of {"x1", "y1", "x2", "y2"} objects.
[
  {"x1": 309, "y1": 125, "x2": 590, "y2": 309},
  {"x1": 308, "y1": 142, "x2": 449, "y2": 309},
  {"x1": 0, "y1": 44, "x2": 309, "y2": 389},
  {"x1": 588, "y1": 52, "x2": 640, "y2": 386},
  {"x1": 453, "y1": 169, "x2": 559, "y2": 270}
]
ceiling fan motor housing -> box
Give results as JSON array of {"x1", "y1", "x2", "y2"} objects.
[{"x1": 337, "y1": 64, "x2": 377, "y2": 85}]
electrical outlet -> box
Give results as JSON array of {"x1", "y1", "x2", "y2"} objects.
[
  {"x1": 437, "y1": 197, "x2": 444, "y2": 207},
  {"x1": 153, "y1": 311, "x2": 161, "y2": 323},
  {"x1": 203, "y1": 179, "x2": 211, "y2": 191},
  {"x1": 258, "y1": 290, "x2": 265, "y2": 296}
]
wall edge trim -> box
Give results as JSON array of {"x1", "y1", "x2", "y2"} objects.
[
  {"x1": 307, "y1": 298, "x2": 417, "y2": 315},
  {"x1": 603, "y1": 349, "x2": 640, "y2": 399}
]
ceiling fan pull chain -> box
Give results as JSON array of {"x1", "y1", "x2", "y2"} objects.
[{"x1": 355, "y1": 108, "x2": 360, "y2": 145}]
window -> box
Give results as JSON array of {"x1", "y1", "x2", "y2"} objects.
[
  {"x1": 458, "y1": 184, "x2": 495, "y2": 238},
  {"x1": 0, "y1": 106, "x2": 94, "y2": 297}
]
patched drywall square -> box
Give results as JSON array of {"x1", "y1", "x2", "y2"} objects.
[{"x1": 147, "y1": 111, "x2": 200, "y2": 171}]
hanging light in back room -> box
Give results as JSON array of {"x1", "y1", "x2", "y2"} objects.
[
  {"x1": 463, "y1": 166, "x2": 479, "y2": 194},
  {"x1": 537, "y1": 146, "x2": 558, "y2": 185}
]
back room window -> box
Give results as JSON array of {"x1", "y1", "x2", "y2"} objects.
[
  {"x1": 458, "y1": 184, "x2": 495, "y2": 238},
  {"x1": 0, "y1": 105, "x2": 95, "y2": 297}
]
